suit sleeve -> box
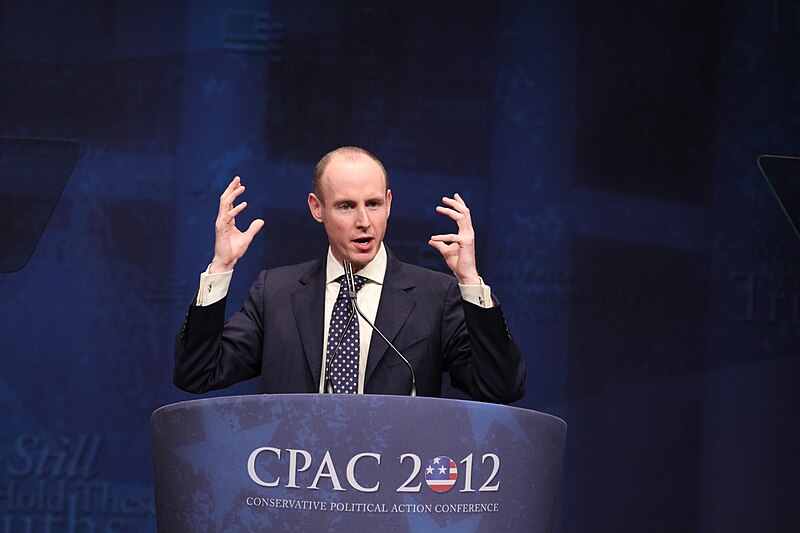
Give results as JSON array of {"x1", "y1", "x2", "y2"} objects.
[
  {"x1": 173, "y1": 271, "x2": 266, "y2": 393},
  {"x1": 441, "y1": 281, "x2": 526, "y2": 404}
]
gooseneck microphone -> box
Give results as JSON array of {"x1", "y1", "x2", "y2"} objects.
[{"x1": 344, "y1": 261, "x2": 417, "y2": 397}]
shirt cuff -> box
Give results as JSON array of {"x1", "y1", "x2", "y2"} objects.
[
  {"x1": 459, "y1": 279, "x2": 493, "y2": 308},
  {"x1": 196, "y1": 266, "x2": 233, "y2": 307}
]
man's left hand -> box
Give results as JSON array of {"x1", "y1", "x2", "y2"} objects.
[{"x1": 429, "y1": 193, "x2": 482, "y2": 285}]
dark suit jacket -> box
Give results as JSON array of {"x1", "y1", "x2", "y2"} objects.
[{"x1": 174, "y1": 251, "x2": 525, "y2": 403}]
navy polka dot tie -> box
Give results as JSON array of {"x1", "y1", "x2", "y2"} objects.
[{"x1": 326, "y1": 275, "x2": 367, "y2": 394}]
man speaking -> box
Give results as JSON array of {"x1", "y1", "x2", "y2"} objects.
[{"x1": 174, "y1": 146, "x2": 525, "y2": 403}]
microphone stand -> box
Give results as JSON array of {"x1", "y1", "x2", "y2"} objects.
[{"x1": 345, "y1": 261, "x2": 417, "y2": 397}]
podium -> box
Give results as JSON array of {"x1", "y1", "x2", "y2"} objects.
[{"x1": 151, "y1": 394, "x2": 566, "y2": 532}]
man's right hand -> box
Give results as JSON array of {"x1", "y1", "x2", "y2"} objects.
[{"x1": 210, "y1": 176, "x2": 265, "y2": 273}]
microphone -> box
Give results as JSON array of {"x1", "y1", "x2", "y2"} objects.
[
  {"x1": 344, "y1": 260, "x2": 357, "y2": 309},
  {"x1": 344, "y1": 261, "x2": 417, "y2": 397}
]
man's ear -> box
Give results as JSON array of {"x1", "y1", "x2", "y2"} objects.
[
  {"x1": 308, "y1": 193, "x2": 324, "y2": 223},
  {"x1": 386, "y1": 189, "x2": 392, "y2": 218}
]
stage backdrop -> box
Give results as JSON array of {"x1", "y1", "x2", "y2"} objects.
[{"x1": 1, "y1": 1, "x2": 798, "y2": 531}]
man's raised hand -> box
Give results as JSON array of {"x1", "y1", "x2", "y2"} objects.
[
  {"x1": 428, "y1": 193, "x2": 481, "y2": 285},
  {"x1": 210, "y1": 176, "x2": 265, "y2": 273}
]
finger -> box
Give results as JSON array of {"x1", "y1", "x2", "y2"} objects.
[
  {"x1": 217, "y1": 200, "x2": 248, "y2": 229},
  {"x1": 441, "y1": 195, "x2": 472, "y2": 222},
  {"x1": 453, "y1": 192, "x2": 467, "y2": 205},
  {"x1": 222, "y1": 175, "x2": 248, "y2": 197},
  {"x1": 246, "y1": 218, "x2": 265, "y2": 238},
  {"x1": 432, "y1": 235, "x2": 473, "y2": 250},
  {"x1": 219, "y1": 186, "x2": 244, "y2": 217},
  {"x1": 435, "y1": 205, "x2": 465, "y2": 223},
  {"x1": 437, "y1": 196, "x2": 470, "y2": 213},
  {"x1": 228, "y1": 200, "x2": 249, "y2": 218},
  {"x1": 223, "y1": 184, "x2": 247, "y2": 207},
  {"x1": 436, "y1": 206, "x2": 475, "y2": 236},
  {"x1": 428, "y1": 239, "x2": 450, "y2": 255},
  {"x1": 221, "y1": 176, "x2": 241, "y2": 199},
  {"x1": 430, "y1": 233, "x2": 461, "y2": 243},
  {"x1": 441, "y1": 194, "x2": 469, "y2": 210},
  {"x1": 441, "y1": 194, "x2": 463, "y2": 207}
]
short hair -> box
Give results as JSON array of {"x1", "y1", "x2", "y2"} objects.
[{"x1": 312, "y1": 146, "x2": 389, "y2": 202}]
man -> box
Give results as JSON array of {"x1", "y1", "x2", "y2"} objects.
[{"x1": 174, "y1": 146, "x2": 525, "y2": 403}]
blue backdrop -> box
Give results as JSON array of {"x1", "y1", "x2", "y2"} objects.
[{"x1": 1, "y1": 1, "x2": 798, "y2": 531}]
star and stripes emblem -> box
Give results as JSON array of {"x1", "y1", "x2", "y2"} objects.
[{"x1": 424, "y1": 456, "x2": 458, "y2": 493}]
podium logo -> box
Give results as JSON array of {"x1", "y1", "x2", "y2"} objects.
[
  {"x1": 424, "y1": 456, "x2": 457, "y2": 493},
  {"x1": 247, "y1": 448, "x2": 500, "y2": 494}
]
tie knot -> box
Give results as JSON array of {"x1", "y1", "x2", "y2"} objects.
[{"x1": 338, "y1": 275, "x2": 367, "y2": 296}]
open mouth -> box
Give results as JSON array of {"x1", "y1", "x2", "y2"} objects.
[{"x1": 352, "y1": 237, "x2": 373, "y2": 250}]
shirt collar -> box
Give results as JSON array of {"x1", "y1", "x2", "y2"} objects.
[{"x1": 325, "y1": 243, "x2": 387, "y2": 285}]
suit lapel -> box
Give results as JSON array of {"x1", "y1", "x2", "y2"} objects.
[
  {"x1": 291, "y1": 259, "x2": 326, "y2": 387},
  {"x1": 364, "y1": 253, "x2": 416, "y2": 384}
]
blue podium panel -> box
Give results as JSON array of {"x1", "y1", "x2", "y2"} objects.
[{"x1": 151, "y1": 394, "x2": 566, "y2": 532}]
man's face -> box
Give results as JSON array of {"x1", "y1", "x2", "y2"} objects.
[{"x1": 308, "y1": 154, "x2": 392, "y2": 271}]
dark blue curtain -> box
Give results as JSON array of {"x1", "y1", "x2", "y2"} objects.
[{"x1": 1, "y1": 1, "x2": 797, "y2": 530}]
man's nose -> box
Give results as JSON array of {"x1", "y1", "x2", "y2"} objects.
[{"x1": 354, "y1": 205, "x2": 370, "y2": 228}]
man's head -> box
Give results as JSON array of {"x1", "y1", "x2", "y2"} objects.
[{"x1": 308, "y1": 147, "x2": 392, "y2": 271}]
